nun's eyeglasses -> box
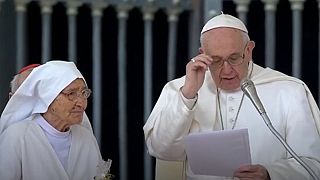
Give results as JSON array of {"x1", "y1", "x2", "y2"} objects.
[{"x1": 61, "y1": 88, "x2": 92, "y2": 101}]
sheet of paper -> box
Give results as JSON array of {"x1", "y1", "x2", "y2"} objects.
[{"x1": 184, "y1": 128, "x2": 251, "y2": 177}]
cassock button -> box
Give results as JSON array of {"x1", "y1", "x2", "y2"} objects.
[{"x1": 229, "y1": 107, "x2": 235, "y2": 112}]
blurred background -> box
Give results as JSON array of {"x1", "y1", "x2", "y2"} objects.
[{"x1": 0, "y1": 0, "x2": 319, "y2": 179}]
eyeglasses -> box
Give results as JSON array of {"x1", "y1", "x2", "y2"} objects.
[
  {"x1": 61, "y1": 88, "x2": 92, "y2": 101},
  {"x1": 211, "y1": 43, "x2": 248, "y2": 69}
]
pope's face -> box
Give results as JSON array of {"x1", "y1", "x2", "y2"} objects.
[
  {"x1": 201, "y1": 28, "x2": 255, "y2": 91},
  {"x1": 45, "y1": 78, "x2": 88, "y2": 129}
]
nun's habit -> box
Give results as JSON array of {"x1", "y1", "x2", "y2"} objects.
[{"x1": 0, "y1": 61, "x2": 102, "y2": 180}]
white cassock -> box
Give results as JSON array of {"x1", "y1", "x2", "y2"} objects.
[{"x1": 144, "y1": 63, "x2": 320, "y2": 180}]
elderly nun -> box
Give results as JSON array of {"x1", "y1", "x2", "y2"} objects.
[{"x1": 0, "y1": 60, "x2": 102, "y2": 180}]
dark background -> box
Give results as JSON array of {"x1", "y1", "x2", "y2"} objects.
[{"x1": 1, "y1": 0, "x2": 319, "y2": 179}]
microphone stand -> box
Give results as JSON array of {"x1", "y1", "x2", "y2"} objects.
[
  {"x1": 241, "y1": 79, "x2": 319, "y2": 180},
  {"x1": 260, "y1": 112, "x2": 319, "y2": 180}
]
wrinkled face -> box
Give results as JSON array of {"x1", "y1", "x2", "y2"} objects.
[
  {"x1": 46, "y1": 78, "x2": 88, "y2": 126},
  {"x1": 200, "y1": 28, "x2": 255, "y2": 90}
]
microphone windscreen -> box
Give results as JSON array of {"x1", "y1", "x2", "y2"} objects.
[
  {"x1": 240, "y1": 78, "x2": 254, "y2": 92},
  {"x1": 240, "y1": 79, "x2": 266, "y2": 114}
]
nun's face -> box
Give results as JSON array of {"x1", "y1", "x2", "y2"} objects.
[{"x1": 43, "y1": 78, "x2": 90, "y2": 131}]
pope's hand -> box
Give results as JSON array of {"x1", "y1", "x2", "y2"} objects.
[
  {"x1": 181, "y1": 54, "x2": 212, "y2": 99},
  {"x1": 233, "y1": 164, "x2": 270, "y2": 180}
]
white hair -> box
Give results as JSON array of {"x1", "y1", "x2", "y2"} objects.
[{"x1": 10, "y1": 74, "x2": 21, "y2": 94}]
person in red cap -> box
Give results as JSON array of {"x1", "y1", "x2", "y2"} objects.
[{"x1": 9, "y1": 64, "x2": 40, "y2": 98}]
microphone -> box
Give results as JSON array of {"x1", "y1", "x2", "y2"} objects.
[
  {"x1": 241, "y1": 79, "x2": 271, "y2": 126},
  {"x1": 240, "y1": 79, "x2": 266, "y2": 114},
  {"x1": 240, "y1": 79, "x2": 319, "y2": 180}
]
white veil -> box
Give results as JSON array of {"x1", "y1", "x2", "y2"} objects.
[{"x1": 0, "y1": 60, "x2": 93, "y2": 134}]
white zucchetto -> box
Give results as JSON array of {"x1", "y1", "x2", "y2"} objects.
[{"x1": 201, "y1": 13, "x2": 248, "y2": 34}]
